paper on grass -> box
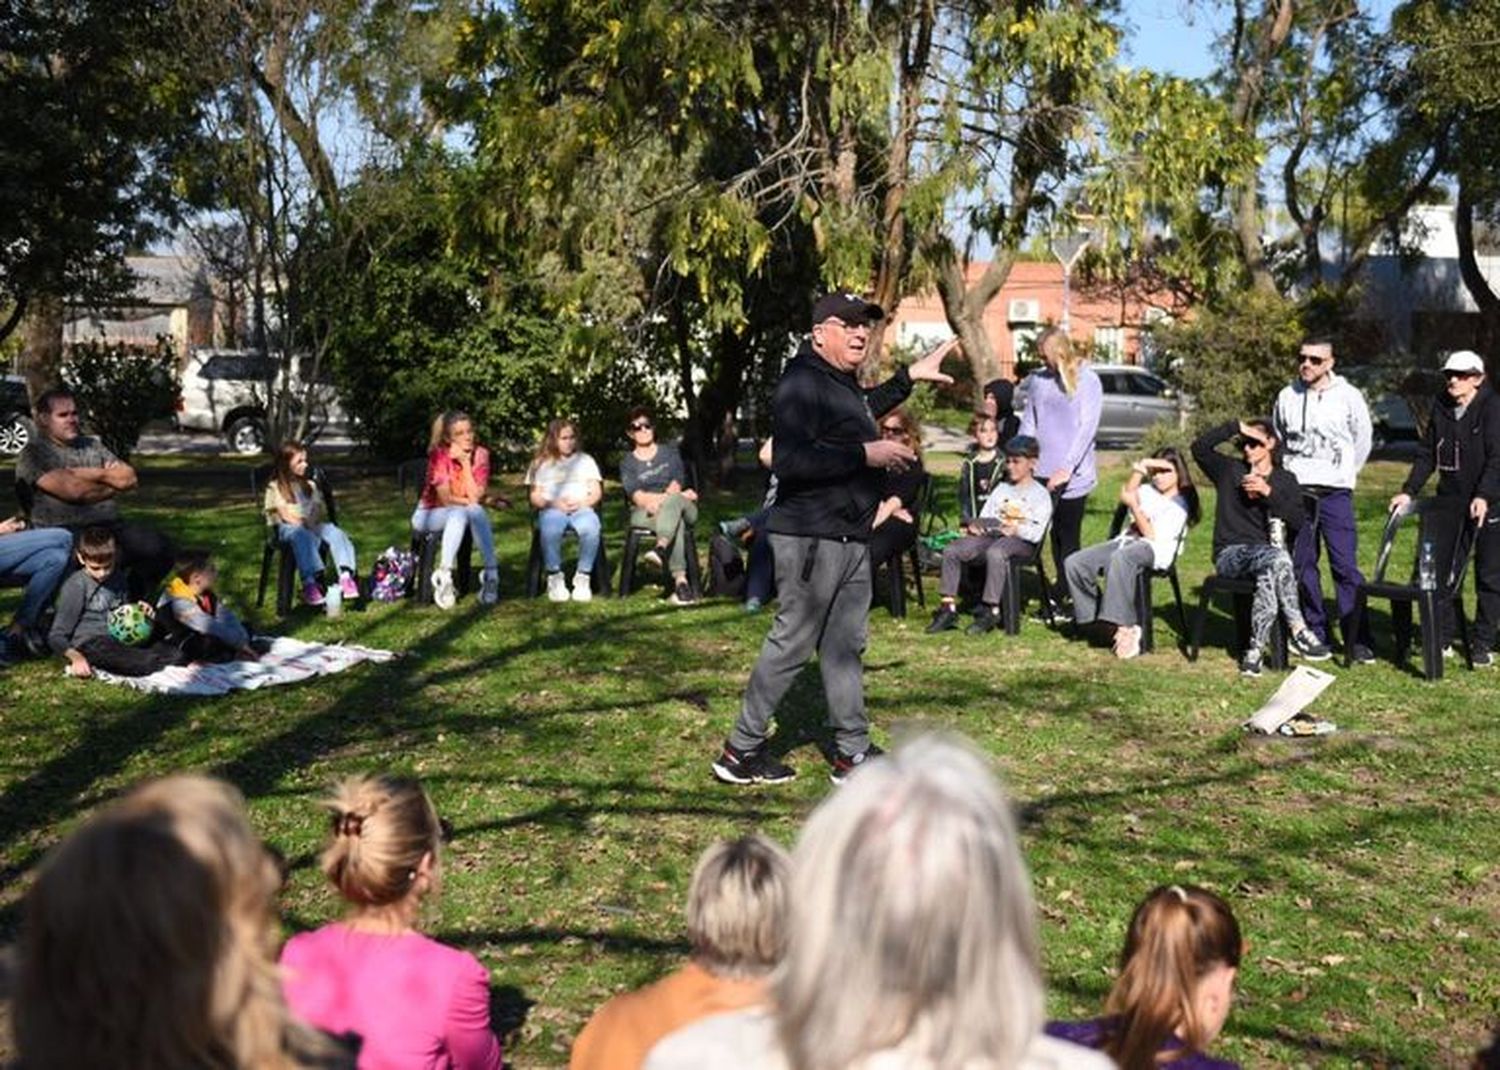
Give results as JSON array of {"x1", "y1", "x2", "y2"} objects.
[{"x1": 1243, "y1": 665, "x2": 1336, "y2": 734}]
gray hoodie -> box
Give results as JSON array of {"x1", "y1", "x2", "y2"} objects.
[{"x1": 1273, "y1": 373, "x2": 1373, "y2": 490}]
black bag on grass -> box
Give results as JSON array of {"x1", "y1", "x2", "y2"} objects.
[{"x1": 707, "y1": 533, "x2": 747, "y2": 598}]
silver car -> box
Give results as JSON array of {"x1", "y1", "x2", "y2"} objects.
[{"x1": 1014, "y1": 364, "x2": 1183, "y2": 446}]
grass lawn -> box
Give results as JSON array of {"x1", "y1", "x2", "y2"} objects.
[{"x1": 0, "y1": 448, "x2": 1496, "y2": 1067}]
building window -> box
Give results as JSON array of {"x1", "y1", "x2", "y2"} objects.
[{"x1": 1093, "y1": 325, "x2": 1125, "y2": 363}]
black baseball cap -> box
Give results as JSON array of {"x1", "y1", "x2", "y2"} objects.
[
  {"x1": 1004, "y1": 434, "x2": 1040, "y2": 458},
  {"x1": 811, "y1": 291, "x2": 886, "y2": 326}
]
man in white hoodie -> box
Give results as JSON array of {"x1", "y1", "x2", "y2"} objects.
[{"x1": 1273, "y1": 336, "x2": 1375, "y2": 660}]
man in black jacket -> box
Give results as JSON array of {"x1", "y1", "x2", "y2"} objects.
[
  {"x1": 1192, "y1": 418, "x2": 1332, "y2": 676},
  {"x1": 1390, "y1": 350, "x2": 1500, "y2": 665},
  {"x1": 712, "y1": 293, "x2": 957, "y2": 786}
]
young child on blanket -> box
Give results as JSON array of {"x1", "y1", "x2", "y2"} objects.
[
  {"x1": 49, "y1": 527, "x2": 181, "y2": 678},
  {"x1": 157, "y1": 551, "x2": 259, "y2": 664}
]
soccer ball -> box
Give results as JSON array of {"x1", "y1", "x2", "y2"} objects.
[{"x1": 108, "y1": 601, "x2": 156, "y2": 646}]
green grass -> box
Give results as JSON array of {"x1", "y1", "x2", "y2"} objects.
[{"x1": 1, "y1": 451, "x2": 1497, "y2": 1068}]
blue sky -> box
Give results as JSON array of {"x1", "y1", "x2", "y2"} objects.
[{"x1": 1119, "y1": 0, "x2": 1225, "y2": 78}]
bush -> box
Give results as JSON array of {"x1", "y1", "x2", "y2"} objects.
[
  {"x1": 62, "y1": 337, "x2": 180, "y2": 460},
  {"x1": 1150, "y1": 290, "x2": 1304, "y2": 433}
]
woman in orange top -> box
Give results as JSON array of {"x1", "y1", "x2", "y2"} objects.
[{"x1": 411, "y1": 411, "x2": 503, "y2": 608}]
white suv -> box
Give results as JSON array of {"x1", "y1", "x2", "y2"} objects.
[{"x1": 175, "y1": 349, "x2": 350, "y2": 453}]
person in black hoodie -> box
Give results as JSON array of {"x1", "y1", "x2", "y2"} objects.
[
  {"x1": 1192, "y1": 419, "x2": 1332, "y2": 676},
  {"x1": 711, "y1": 293, "x2": 958, "y2": 786},
  {"x1": 1390, "y1": 350, "x2": 1500, "y2": 665}
]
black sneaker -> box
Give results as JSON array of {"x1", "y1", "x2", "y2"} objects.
[
  {"x1": 712, "y1": 743, "x2": 796, "y2": 785},
  {"x1": 1239, "y1": 649, "x2": 1264, "y2": 677},
  {"x1": 1474, "y1": 650, "x2": 1495, "y2": 668},
  {"x1": 1291, "y1": 630, "x2": 1332, "y2": 661},
  {"x1": 1349, "y1": 643, "x2": 1376, "y2": 665},
  {"x1": 830, "y1": 744, "x2": 885, "y2": 785},
  {"x1": 926, "y1": 604, "x2": 960, "y2": 634},
  {"x1": 668, "y1": 580, "x2": 697, "y2": 606},
  {"x1": 966, "y1": 605, "x2": 1000, "y2": 635}
]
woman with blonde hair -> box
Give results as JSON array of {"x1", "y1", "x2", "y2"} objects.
[
  {"x1": 15, "y1": 774, "x2": 344, "y2": 1069},
  {"x1": 1046, "y1": 885, "x2": 1244, "y2": 1069},
  {"x1": 280, "y1": 775, "x2": 502, "y2": 1070},
  {"x1": 646, "y1": 734, "x2": 1111, "y2": 1070},
  {"x1": 411, "y1": 411, "x2": 504, "y2": 609},
  {"x1": 868, "y1": 405, "x2": 926, "y2": 580},
  {"x1": 1018, "y1": 327, "x2": 1103, "y2": 600},
  {"x1": 527, "y1": 417, "x2": 604, "y2": 603}
]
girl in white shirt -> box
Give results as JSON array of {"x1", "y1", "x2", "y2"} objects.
[
  {"x1": 527, "y1": 419, "x2": 604, "y2": 602},
  {"x1": 1062, "y1": 447, "x2": 1201, "y2": 658}
]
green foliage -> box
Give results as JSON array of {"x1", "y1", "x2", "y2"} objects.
[
  {"x1": 1151, "y1": 290, "x2": 1304, "y2": 430},
  {"x1": 62, "y1": 338, "x2": 181, "y2": 461}
]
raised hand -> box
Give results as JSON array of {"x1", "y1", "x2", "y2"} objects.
[{"x1": 907, "y1": 337, "x2": 961, "y2": 385}]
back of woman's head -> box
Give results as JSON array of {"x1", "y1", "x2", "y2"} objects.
[
  {"x1": 322, "y1": 774, "x2": 441, "y2": 908},
  {"x1": 774, "y1": 734, "x2": 1042, "y2": 1070},
  {"x1": 16, "y1": 775, "x2": 299, "y2": 1070},
  {"x1": 686, "y1": 833, "x2": 791, "y2": 979},
  {"x1": 1037, "y1": 327, "x2": 1081, "y2": 395},
  {"x1": 1103, "y1": 885, "x2": 1242, "y2": 1070}
]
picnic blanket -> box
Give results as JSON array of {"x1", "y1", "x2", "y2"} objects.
[{"x1": 92, "y1": 637, "x2": 396, "y2": 696}]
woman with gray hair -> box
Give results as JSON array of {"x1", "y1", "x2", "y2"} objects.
[
  {"x1": 571, "y1": 833, "x2": 791, "y2": 1070},
  {"x1": 645, "y1": 735, "x2": 1111, "y2": 1070}
]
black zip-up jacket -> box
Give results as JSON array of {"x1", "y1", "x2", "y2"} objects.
[
  {"x1": 1191, "y1": 421, "x2": 1305, "y2": 560},
  {"x1": 1401, "y1": 381, "x2": 1500, "y2": 504},
  {"x1": 767, "y1": 341, "x2": 913, "y2": 540}
]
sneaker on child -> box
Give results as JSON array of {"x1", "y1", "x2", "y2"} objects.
[
  {"x1": 302, "y1": 580, "x2": 326, "y2": 607},
  {"x1": 926, "y1": 604, "x2": 960, "y2": 633},
  {"x1": 431, "y1": 567, "x2": 456, "y2": 610},
  {"x1": 479, "y1": 567, "x2": 499, "y2": 606},
  {"x1": 712, "y1": 742, "x2": 796, "y2": 785},
  {"x1": 339, "y1": 571, "x2": 360, "y2": 600}
]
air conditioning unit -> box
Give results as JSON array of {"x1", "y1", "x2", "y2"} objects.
[{"x1": 1007, "y1": 299, "x2": 1041, "y2": 324}]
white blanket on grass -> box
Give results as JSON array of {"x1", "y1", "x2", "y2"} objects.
[{"x1": 92, "y1": 637, "x2": 396, "y2": 696}]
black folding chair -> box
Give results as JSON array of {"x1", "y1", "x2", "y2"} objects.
[
  {"x1": 1349, "y1": 498, "x2": 1475, "y2": 680},
  {"x1": 251, "y1": 464, "x2": 341, "y2": 615},
  {"x1": 995, "y1": 517, "x2": 1058, "y2": 634},
  {"x1": 1186, "y1": 571, "x2": 1291, "y2": 668},
  {"x1": 524, "y1": 516, "x2": 612, "y2": 597},
  {"x1": 1100, "y1": 503, "x2": 1190, "y2": 654}
]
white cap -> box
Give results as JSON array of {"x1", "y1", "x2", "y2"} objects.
[{"x1": 1442, "y1": 350, "x2": 1486, "y2": 375}]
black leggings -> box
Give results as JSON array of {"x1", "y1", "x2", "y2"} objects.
[
  {"x1": 77, "y1": 635, "x2": 181, "y2": 677},
  {"x1": 1049, "y1": 494, "x2": 1089, "y2": 595}
]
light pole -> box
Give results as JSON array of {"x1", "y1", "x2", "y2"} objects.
[{"x1": 1051, "y1": 232, "x2": 1091, "y2": 334}]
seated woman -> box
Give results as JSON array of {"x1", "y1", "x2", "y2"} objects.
[
  {"x1": 527, "y1": 418, "x2": 603, "y2": 603},
  {"x1": 412, "y1": 411, "x2": 503, "y2": 609},
  {"x1": 280, "y1": 774, "x2": 504, "y2": 1070},
  {"x1": 620, "y1": 407, "x2": 699, "y2": 606},
  {"x1": 15, "y1": 774, "x2": 348, "y2": 1068},
  {"x1": 0, "y1": 515, "x2": 74, "y2": 658},
  {"x1": 1063, "y1": 447, "x2": 1200, "y2": 659},
  {"x1": 265, "y1": 440, "x2": 359, "y2": 608},
  {"x1": 1046, "y1": 885, "x2": 1244, "y2": 1070},
  {"x1": 868, "y1": 405, "x2": 925, "y2": 578}
]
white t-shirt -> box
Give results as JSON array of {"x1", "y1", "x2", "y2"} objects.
[
  {"x1": 1119, "y1": 484, "x2": 1189, "y2": 570},
  {"x1": 526, "y1": 452, "x2": 602, "y2": 504}
]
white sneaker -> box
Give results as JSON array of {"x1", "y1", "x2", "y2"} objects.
[
  {"x1": 546, "y1": 571, "x2": 569, "y2": 603},
  {"x1": 431, "y1": 567, "x2": 456, "y2": 610},
  {"x1": 479, "y1": 568, "x2": 499, "y2": 606},
  {"x1": 571, "y1": 572, "x2": 593, "y2": 603}
]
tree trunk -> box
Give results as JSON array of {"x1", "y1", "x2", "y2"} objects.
[
  {"x1": 19, "y1": 293, "x2": 65, "y2": 402},
  {"x1": 1227, "y1": 0, "x2": 1295, "y2": 294},
  {"x1": 1456, "y1": 177, "x2": 1500, "y2": 365},
  {"x1": 934, "y1": 247, "x2": 1016, "y2": 395}
]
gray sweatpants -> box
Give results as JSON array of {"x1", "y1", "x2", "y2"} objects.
[
  {"x1": 1065, "y1": 538, "x2": 1156, "y2": 627},
  {"x1": 730, "y1": 534, "x2": 871, "y2": 758},
  {"x1": 939, "y1": 534, "x2": 1034, "y2": 606},
  {"x1": 1215, "y1": 543, "x2": 1307, "y2": 653}
]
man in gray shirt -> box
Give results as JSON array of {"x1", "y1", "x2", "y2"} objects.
[{"x1": 16, "y1": 388, "x2": 174, "y2": 597}]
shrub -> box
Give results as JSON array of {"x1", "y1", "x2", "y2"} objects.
[{"x1": 62, "y1": 337, "x2": 180, "y2": 460}]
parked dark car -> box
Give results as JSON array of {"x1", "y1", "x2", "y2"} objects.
[{"x1": 0, "y1": 375, "x2": 32, "y2": 456}]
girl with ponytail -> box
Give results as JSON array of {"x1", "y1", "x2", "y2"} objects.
[
  {"x1": 1046, "y1": 885, "x2": 1244, "y2": 1069},
  {"x1": 280, "y1": 775, "x2": 503, "y2": 1070}
]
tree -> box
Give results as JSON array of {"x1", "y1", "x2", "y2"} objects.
[{"x1": 0, "y1": 0, "x2": 215, "y2": 394}]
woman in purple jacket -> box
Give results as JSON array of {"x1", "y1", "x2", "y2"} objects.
[
  {"x1": 1019, "y1": 327, "x2": 1102, "y2": 599},
  {"x1": 1046, "y1": 885, "x2": 1244, "y2": 1070}
]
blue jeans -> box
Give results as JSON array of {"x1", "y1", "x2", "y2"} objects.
[
  {"x1": 276, "y1": 522, "x2": 357, "y2": 582},
  {"x1": 411, "y1": 504, "x2": 497, "y2": 570},
  {"x1": 0, "y1": 528, "x2": 73, "y2": 628},
  {"x1": 537, "y1": 507, "x2": 600, "y2": 573}
]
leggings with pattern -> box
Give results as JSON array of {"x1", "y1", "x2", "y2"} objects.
[{"x1": 1214, "y1": 543, "x2": 1308, "y2": 653}]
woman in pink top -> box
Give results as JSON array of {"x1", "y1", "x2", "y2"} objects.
[
  {"x1": 280, "y1": 775, "x2": 503, "y2": 1070},
  {"x1": 412, "y1": 411, "x2": 504, "y2": 609}
]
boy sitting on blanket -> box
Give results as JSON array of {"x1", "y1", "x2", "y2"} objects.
[
  {"x1": 50, "y1": 527, "x2": 182, "y2": 678},
  {"x1": 157, "y1": 550, "x2": 259, "y2": 664}
]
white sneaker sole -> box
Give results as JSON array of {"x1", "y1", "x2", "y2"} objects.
[{"x1": 431, "y1": 572, "x2": 456, "y2": 610}]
